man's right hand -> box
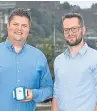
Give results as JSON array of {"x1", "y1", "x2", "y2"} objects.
[
  {"x1": 95, "y1": 104, "x2": 97, "y2": 111},
  {"x1": 51, "y1": 98, "x2": 58, "y2": 111}
]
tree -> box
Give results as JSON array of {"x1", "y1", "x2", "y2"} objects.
[
  {"x1": 37, "y1": 38, "x2": 55, "y2": 79},
  {"x1": 62, "y1": 2, "x2": 70, "y2": 10},
  {"x1": 31, "y1": 21, "x2": 45, "y2": 38},
  {"x1": 85, "y1": 39, "x2": 97, "y2": 50}
]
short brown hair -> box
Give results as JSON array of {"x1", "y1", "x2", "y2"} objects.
[
  {"x1": 8, "y1": 8, "x2": 32, "y2": 24},
  {"x1": 62, "y1": 12, "x2": 84, "y2": 26}
]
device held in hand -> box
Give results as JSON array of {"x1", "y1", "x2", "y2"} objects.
[{"x1": 13, "y1": 86, "x2": 27, "y2": 101}]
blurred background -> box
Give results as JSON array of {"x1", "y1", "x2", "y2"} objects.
[{"x1": 0, "y1": 1, "x2": 97, "y2": 110}]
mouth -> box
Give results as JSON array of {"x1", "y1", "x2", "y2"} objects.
[
  {"x1": 14, "y1": 32, "x2": 23, "y2": 35},
  {"x1": 68, "y1": 37, "x2": 75, "y2": 40},
  {"x1": 67, "y1": 36, "x2": 76, "y2": 43},
  {"x1": 68, "y1": 35, "x2": 76, "y2": 39}
]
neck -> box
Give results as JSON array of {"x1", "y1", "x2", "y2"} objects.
[
  {"x1": 68, "y1": 40, "x2": 85, "y2": 57},
  {"x1": 8, "y1": 38, "x2": 25, "y2": 53}
]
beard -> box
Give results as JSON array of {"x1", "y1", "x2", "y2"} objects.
[{"x1": 65, "y1": 35, "x2": 83, "y2": 46}]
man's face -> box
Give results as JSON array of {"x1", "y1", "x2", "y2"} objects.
[
  {"x1": 7, "y1": 15, "x2": 30, "y2": 43},
  {"x1": 63, "y1": 17, "x2": 85, "y2": 46}
]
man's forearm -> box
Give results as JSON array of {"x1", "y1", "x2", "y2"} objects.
[
  {"x1": 32, "y1": 86, "x2": 53, "y2": 103},
  {"x1": 95, "y1": 104, "x2": 97, "y2": 111},
  {"x1": 51, "y1": 98, "x2": 58, "y2": 111}
]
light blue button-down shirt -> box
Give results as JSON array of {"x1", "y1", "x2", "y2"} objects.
[
  {"x1": 53, "y1": 43, "x2": 97, "y2": 111},
  {"x1": 0, "y1": 39, "x2": 53, "y2": 111}
]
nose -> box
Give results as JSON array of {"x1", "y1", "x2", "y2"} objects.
[
  {"x1": 17, "y1": 25, "x2": 22, "y2": 30},
  {"x1": 68, "y1": 29, "x2": 73, "y2": 35}
]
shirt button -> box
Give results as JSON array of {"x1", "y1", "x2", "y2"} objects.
[
  {"x1": 17, "y1": 80, "x2": 20, "y2": 82},
  {"x1": 65, "y1": 104, "x2": 68, "y2": 107},
  {"x1": 18, "y1": 70, "x2": 20, "y2": 73},
  {"x1": 68, "y1": 81, "x2": 70, "y2": 84},
  {"x1": 17, "y1": 61, "x2": 19, "y2": 64}
]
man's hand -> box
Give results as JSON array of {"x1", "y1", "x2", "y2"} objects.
[
  {"x1": 95, "y1": 104, "x2": 97, "y2": 111},
  {"x1": 51, "y1": 98, "x2": 58, "y2": 111},
  {"x1": 21, "y1": 89, "x2": 33, "y2": 102}
]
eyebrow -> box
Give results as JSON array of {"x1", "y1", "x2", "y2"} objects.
[{"x1": 12, "y1": 21, "x2": 28, "y2": 25}]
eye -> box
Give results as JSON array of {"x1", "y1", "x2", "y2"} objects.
[
  {"x1": 72, "y1": 27, "x2": 78, "y2": 32},
  {"x1": 64, "y1": 28, "x2": 69, "y2": 31},
  {"x1": 22, "y1": 25, "x2": 28, "y2": 28},
  {"x1": 63, "y1": 28, "x2": 69, "y2": 34},
  {"x1": 72, "y1": 27, "x2": 77, "y2": 30}
]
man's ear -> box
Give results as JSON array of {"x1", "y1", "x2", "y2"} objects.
[
  {"x1": 82, "y1": 25, "x2": 86, "y2": 36},
  {"x1": 7, "y1": 22, "x2": 10, "y2": 29}
]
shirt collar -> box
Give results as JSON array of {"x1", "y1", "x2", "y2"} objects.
[
  {"x1": 4, "y1": 39, "x2": 13, "y2": 50},
  {"x1": 78, "y1": 42, "x2": 88, "y2": 56},
  {"x1": 64, "y1": 42, "x2": 88, "y2": 58},
  {"x1": 4, "y1": 39, "x2": 27, "y2": 53}
]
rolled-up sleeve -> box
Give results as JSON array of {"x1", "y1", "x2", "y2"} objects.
[{"x1": 32, "y1": 54, "x2": 53, "y2": 103}]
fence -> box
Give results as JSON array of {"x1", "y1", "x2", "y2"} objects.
[{"x1": 36, "y1": 103, "x2": 51, "y2": 111}]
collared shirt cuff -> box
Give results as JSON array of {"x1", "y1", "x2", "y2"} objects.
[{"x1": 32, "y1": 89, "x2": 38, "y2": 102}]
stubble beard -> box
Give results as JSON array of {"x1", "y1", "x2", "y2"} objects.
[{"x1": 65, "y1": 35, "x2": 83, "y2": 47}]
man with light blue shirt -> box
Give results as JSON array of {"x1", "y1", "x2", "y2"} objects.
[
  {"x1": 0, "y1": 8, "x2": 53, "y2": 111},
  {"x1": 52, "y1": 13, "x2": 97, "y2": 111}
]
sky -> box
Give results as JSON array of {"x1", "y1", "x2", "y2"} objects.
[
  {"x1": 60, "y1": 1, "x2": 97, "y2": 9},
  {"x1": 0, "y1": 0, "x2": 96, "y2": 9}
]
